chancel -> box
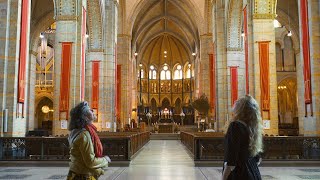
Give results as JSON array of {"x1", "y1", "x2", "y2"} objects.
[{"x1": 0, "y1": 0, "x2": 319, "y2": 179}]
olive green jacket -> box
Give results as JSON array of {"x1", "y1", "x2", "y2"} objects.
[{"x1": 68, "y1": 129, "x2": 108, "y2": 176}]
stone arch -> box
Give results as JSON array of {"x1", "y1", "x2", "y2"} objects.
[
  {"x1": 226, "y1": 0, "x2": 243, "y2": 50},
  {"x1": 161, "y1": 97, "x2": 171, "y2": 108},
  {"x1": 277, "y1": 77, "x2": 298, "y2": 125},
  {"x1": 34, "y1": 96, "x2": 54, "y2": 130},
  {"x1": 276, "y1": 9, "x2": 300, "y2": 53}
]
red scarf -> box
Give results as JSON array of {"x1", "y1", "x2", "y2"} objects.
[{"x1": 85, "y1": 124, "x2": 103, "y2": 157}]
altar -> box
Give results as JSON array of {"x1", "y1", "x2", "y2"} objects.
[{"x1": 158, "y1": 123, "x2": 174, "y2": 133}]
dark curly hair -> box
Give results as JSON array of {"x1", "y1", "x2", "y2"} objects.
[{"x1": 68, "y1": 101, "x2": 91, "y2": 131}]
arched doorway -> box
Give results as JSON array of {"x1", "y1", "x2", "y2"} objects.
[
  {"x1": 277, "y1": 78, "x2": 298, "y2": 135},
  {"x1": 35, "y1": 97, "x2": 53, "y2": 135}
]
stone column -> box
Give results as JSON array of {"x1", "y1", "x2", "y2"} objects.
[
  {"x1": 214, "y1": 1, "x2": 228, "y2": 132},
  {"x1": 53, "y1": 0, "x2": 85, "y2": 135},
  {"x1": 252, "y1": 0, "x2": 278, "y2": 135},
  {"x1": 117, "y1": 35, "x2": 132, "y2": 127},
  {"x1": 297, "y1": 0, "x2": 320, "y2": 136},
  {"x1": 101, "y1": 0, "x2": 117, "y2": 131},
  {"x1": 0, "y1": 0, "x2": 31, "y2": 137},
  {"x1": 26, "y1": 50, "x2": 37, "y2": 131},
  {"x1": 86, "y1": 51, "x2": 105, "y2": 130},
  {"x1": 226, "y1": 50, "x2": 246, "y2": 108},
  {"x1": 199, "y1": 35, "x2": 211, "y2": 98}
]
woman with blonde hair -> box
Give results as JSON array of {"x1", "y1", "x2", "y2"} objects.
[{"x1": 222, "y1": 95, "x2": 263, "y2": 180}]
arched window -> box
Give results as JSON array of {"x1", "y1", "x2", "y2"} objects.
[
  {"x1": 174, "y1": 65, "x2": 182, "y2": 79},
  {"x1": 186, "y1": 64, "x2": 191, "y2": 78},
  {"x1": 140, "y1": 69, "x2": 144, "y2": 79},
  {"x1": 149, "y1": 65, "x2": 157, "y2": 79},
  {"x1": 160, "y1": 64, "x2": 171, "y2": 80}
]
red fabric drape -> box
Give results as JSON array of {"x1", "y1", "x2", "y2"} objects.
[
  {"x1": 18, "y1": 0, "x2": 29, "y2": 103},
  {"x1": 92, "y1": 61, "x2": 99, "y2": 111},
  {"x1": 85, "y1": 124, "x2": 103, "y2": 157},
  {"x1": 230, "y1": 67, "x2": 238, "y2": 106},
  {"x1": 59, "y1": 42, "x2": 72, "y2": 119},
  {"x1": 258, "y1": 41, "x2": 270, "y2": 118},
  {"x1": 300, "y1": 0, "x2": 312, "y2": 105}
]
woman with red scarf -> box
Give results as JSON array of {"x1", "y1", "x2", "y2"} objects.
[{"x1": 67, "y1": 101, "x2": 111, "y2": 180}]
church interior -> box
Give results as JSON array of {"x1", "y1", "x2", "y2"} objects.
[{"x1": 0, "y1": 0, "x2": 319, "y2": 179}]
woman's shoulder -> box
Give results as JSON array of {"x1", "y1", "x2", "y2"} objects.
[{"x1": 228, "y1": 120, "x2": 248, "y2": 132}]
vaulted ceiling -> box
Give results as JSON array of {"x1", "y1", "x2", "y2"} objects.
[{"x1": 131, "y1": 0, "x2": 200, "y2": 67}]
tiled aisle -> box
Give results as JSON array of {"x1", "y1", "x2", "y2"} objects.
[{"x1": 0, "y1": 140, "x2": 320, "y2": 180}]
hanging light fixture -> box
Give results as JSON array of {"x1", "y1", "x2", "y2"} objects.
[
  {"x1": 241, "y1": 31, "x2": 245, "y2": 37},
  {"x1": 287, "y1": 30, "x2": 292, "y2": 36}
]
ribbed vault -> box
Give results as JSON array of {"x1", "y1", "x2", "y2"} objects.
[{"x1": 131, "y1": 0, "x2": 200, "y2": 66}]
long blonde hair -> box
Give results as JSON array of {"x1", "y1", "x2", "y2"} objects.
[{"x1": 232, "y1": 95, "x2": 263, "y2": 156}]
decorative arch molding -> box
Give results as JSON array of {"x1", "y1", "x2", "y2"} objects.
[
  {"x1": 30, "y1": 11, "x2": 55, "y2": 53},
  {"x1": 276, "y1": 9, "x2": 300, "y2": 53},
  {"x1": 227, "y1": 0, "x2": 243, "y2": 51},
  {"x1": 87, "y1": 0, "x2": 103, "y2": 50},
  {"x1": 160, "y1": 96, "x2": 171, "y2": 106},
  {"x1": 278, "y1": 75, "x2": 297, "y2": 86},
  {"x1": 35, "y1": 94, "x2": 54, "y2": 108},
  {"x1": 149, "y1": 96, "x2": 159, "y2": 106}
]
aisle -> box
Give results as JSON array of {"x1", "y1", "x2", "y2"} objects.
[{"x1": 108, "y1": 140, "x2": 212, "y2": 180}]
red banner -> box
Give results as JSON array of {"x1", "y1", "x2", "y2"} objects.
[
  {"x1": 230, "y1": 67, "x2": 238, "y2": 106},
  {"x1": 92, "y1": 61, "x2": 99, "y2": 110},
  {"x1": 18, "y1": 0, "x2": 29, "y2": 103},
  {"x1": 243, "y1": 6, "x2": 249, "y2": 94},
  {"x1": 116, "y1": 65, "x2": 121, "y2": 118},
  {"x1": 59, "y1": 42, "x2": 72, "y2": 118},
  {"x1": 81, "y1": 7, "x2": 86, "y2": 100},
  {"x1": 258, "y1": 42, "x2": 270, "y2": 114},
  {"x1": 209, "y1": 54, "x2": 215, "y2": 114},
  {"x1": 300, "y1": 0, "x2": 312, "y2": 105}
]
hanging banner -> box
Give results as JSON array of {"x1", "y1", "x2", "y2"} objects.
[
  {"x1": 92, "y1": 61, "x2": 99, "y2": 111},
  {"x1": 59, "y1": 42, "x2": 72, "y2": 119},
  {"x1": 258, "y1": 41, "x2": 270, "y2": 118},
  {"x1": 230, "y1": 67, "x2": 238, "y2": 106},
  {"x1": 18, "y1": 0, "x2": 30, "y2": 103},
  {"x1": 300, "y1": 0, "x2": 313, "y2": 116},
  {"x1": 243, "y1": 6, "x2": 249, "y2": 94},
  {"x1": 81, "y1": 7, "x2": 87, "y2": 100}
]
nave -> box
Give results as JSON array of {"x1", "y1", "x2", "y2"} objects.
[{"x1": 0, "y1": 140, "x2": 320, "y2": 180}]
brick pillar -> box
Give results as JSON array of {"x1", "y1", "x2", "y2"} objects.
[
  {"x1": 252, "y1": 0, "x2": 278, "y2": 135},
  {"x1": 101, "y1": 0, "x2": 117, "y2": 131},
  {"x1": 117, "y1": 35, "x2": 132, "y2": 128},
  {"x1": 0, "y1": 0, "x2": 31, "y2": 137},
  {"x1": 53, "y1": 0, "x2": 85, "y2": 135},
  {"x1": 297, "y1": 0, "x2": 320, "y2": 136},
  {"x1": 215, "y1": 1, "x2": 228, "y2": 132}
]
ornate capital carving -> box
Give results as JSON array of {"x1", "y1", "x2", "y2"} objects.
[{"x1": 253, "y1": 0, "x2": 277, "y2": 19}]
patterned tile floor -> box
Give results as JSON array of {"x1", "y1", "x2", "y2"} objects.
[{"x1": 0, "y1": 140, "x2": 319, "y2": 180}]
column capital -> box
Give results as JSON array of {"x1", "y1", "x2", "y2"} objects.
[{"x1": 253, "y1": 0, "x2": 277, "y2": 19}]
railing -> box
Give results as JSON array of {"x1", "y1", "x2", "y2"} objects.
[
  {"x1": 0, "y1": 131, "x2": 150, "y2": 161},
  {"x1": 180, "y1": 131, "x2": 320, "y2": 161}
]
